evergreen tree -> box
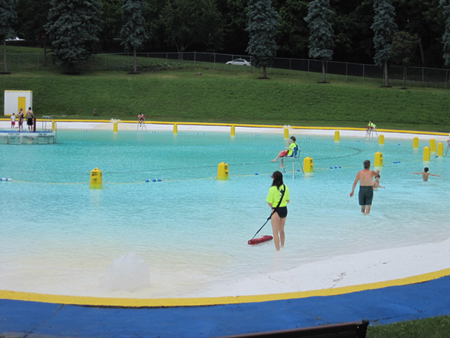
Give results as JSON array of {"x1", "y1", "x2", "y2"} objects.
[
  {"x1": 391, "y1": 31, "x2": 419, "y2": 89},
  {"x1": 0, "y1": 0, "x2": 18, "y2": 73},
  {"x1": 120, "y1": 0, "x2": 148, "y2": 73},
  {"x1": 246, "y1": 0, "x2": 280, "y2": 79},
  {"x1": 440, "y1": 0, "x2": 450, "y2": 68},
  {"x1": 304, "y1": 0, "x2": 334, "y2": 83},
  {"x1": 46, "y1": 0, "x2": 101, "y2": 73},
  {"x1": 371, "y1": 0, "x2": 397, "y2": 87}
]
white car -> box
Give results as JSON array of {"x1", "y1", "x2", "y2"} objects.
[
  {"x1": 5, "y1": 37, "x2": 25, "y2": 41},
  {"x1": 226, "y1": 58, "x2": 251, "y2": 66}
]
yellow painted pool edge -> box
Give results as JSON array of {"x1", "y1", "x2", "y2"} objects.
[
  {"x1": 1, "y1": 268, "x2": 449, "y2": 308},
  {"x1": 1, "y1": 119, "x2": 448, "y2": 136}
]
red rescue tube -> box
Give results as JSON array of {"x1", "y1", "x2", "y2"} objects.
[{"x1": 248, "y1": 235, "x2": 273, "y2": 245}]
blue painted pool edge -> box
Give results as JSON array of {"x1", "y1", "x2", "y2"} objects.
[{"x1": 1, "y1": 275, "x2": 450, "y2": 338}]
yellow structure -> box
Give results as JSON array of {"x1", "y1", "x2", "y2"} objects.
[
  {"x1": 334, "y1": 131, "x2": 340, "y2": 142},
  {"x1": 374, "y1": 152, "x2": 383, "y2": 167},
  {"x1": 284, "y1": 126, "x2": 289, "y2": 139},
  {"x1": 378, "y1": 134, "x2": 384, "y2": 145},
  {"x1": 90, "y1": 168, "x2": 103, "y2": 189},
  {"x1": 413, "y1": 137, "x2": 419, "y2": 148},
  {"x1": 173, "y1": 123, "x2": 178, "y2": 134},
  {"x1": 303, "y1": 157, "x2": 314, "y2": 173},
  {"x1": 423, "y1": 146, "x2": 430, "y2": 161},
  {"x1": 231, "y1": 125, "x2": 235, "y2": 136},
  {"x1": 430, "y1": 138, "x2": 436, "y2": 152},
  {"x1": 437, "y1": 142, "x2": 444, "y2": 157},
  {"x1": 113, "y1": 122, "x2": 118, "y2": 133},
  {"x1": 52, "y1": 121, "x2": 56, "y2": 132},
  {"x1": 217, "y1": 162, "x2": 229, "y2": 180}
]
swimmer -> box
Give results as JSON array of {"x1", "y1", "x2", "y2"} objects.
[
  {"x1": 350, "y1": 160, "x2": 379, "y2": 215},
  {"x1": 271, "y1": 136, "x2": 298, "y2": 167},
  {"x1": 411, "y1": 167, "x2": 440, "y2": 181},
  {"x1": 373, "y1": 174, "x2": 385, "y2": 190}
]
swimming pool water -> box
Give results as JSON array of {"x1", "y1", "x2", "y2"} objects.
[{"x1": 0, "y1": 130, "x2": 449, "y2": 298}]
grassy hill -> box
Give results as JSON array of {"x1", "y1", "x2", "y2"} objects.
[{"x1": 1, "y1": 47, "x2": 449, "y2": 132}]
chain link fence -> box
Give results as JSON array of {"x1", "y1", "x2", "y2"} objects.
[{"x1": 3, "y1": 51, "x2": 449, "y2": 88}]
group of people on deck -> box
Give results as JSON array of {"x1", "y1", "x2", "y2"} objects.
[{"x1": 10, "y1": 107, "x2": 35, "y2": 132}]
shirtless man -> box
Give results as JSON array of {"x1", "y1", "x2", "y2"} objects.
[
  {"x1": 350, "y1": 160, "x2": 379, "y2": 215},
  {"x1": 411, "y1": 167, "x2": 440, "y2": 181}
]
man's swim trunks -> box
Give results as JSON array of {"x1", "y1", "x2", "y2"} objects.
[{"x1": 359, "y1": 186, "x2": 373, "y2": 206}]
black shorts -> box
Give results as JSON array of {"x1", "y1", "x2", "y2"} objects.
[
  {"x1": 359, "y1": 186, "x2": 373, "y2": 206},
  {"x1": 275, "y1": 206, "x2": 288, "y2": 218}
]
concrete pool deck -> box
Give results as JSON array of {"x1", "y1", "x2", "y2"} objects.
[{"x1": 1, "y1": 120, "x2": 450, "y2": 336}]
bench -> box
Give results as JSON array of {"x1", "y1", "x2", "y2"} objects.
[{"x1": 218, "y1": 320, "x2": 369, "y2": 338}]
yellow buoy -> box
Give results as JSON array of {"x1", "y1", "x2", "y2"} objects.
[
  {"x1": 173, "y1": 123, "x2": 178, "y2": 134},
  {"x1": 378, "y1": 134, "x2": 384, "y2": 145},
  {"x1": 283, "y1": 126, "x2": 289, "y2": 139},
  {"x1": 413, "y1": 137, "x2": 419, "y2": 148},
  {"x1": 374, "y1": 151, "x2": 383, "y2": 166},
  {"x1": 217, "y1": 162, "x2": 229, "y2": 180},
  {"x1": 52, "y1": 121, "x2": 56, "y2": 132},
  {"x1": 231, "y1": 125, "x2": 235, "y2": 136},
  {"x1": 430, "y1": 138, "x2": 436, "y2": 152},
  {"x1": 303, "y1": 157, "x2": 314, "y2": 173},
  {"x1": 113, "y1": 122, "x2": 118, "y2": 133},
  {"x1": 334, "y1": 131, "x2": 340, "y2": 142},
  {"x1": 423, "y1": 146, "x2": 430, "y2": 161},
  {"x1": 437, "y1": 142, "x2": 444, "y2": 157},
  {"x1": 90, "y1": 168, "x2": 103, "y2": 189}
]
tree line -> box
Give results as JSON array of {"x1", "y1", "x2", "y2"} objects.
[{"x1": 2, "y1": 0, "x2": 450, "y2": 74}]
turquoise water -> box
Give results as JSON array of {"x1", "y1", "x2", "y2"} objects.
[{"x1": 0, "y1": 130, "x2": 449, "y2": 298}]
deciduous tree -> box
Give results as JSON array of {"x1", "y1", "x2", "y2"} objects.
[
  {"x1": 161, "y1": 0, "x2": 224, "y2": 58},
  {"x1": 304, "y1": 0, "x2": 334, "y2": 83},
  {"x1": 46, "y1": 0, "x2": 101, "y2": 73},
  {"x1": 246, "y1": 0, "x2": 280, "y2": 79},
  {"x1": 120, "y1": 0, "x2": 147, "y2": 73},
  {"x1": 391, "y1": 31, "x2": 419, "y2": 89}
]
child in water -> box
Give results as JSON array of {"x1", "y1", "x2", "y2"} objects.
[
  {"x1": 411, "y1": 167, "x2": 440, "y2": 181},
  {"x1": 373, "y1": 174, "x2": 385, "y2": 190}
]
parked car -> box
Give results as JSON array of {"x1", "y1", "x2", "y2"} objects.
[
  {"x1": 226, "y1": 58, "x2": 251, "y2": 66},
  {"x1": 5, "y1": 37, "x2": 25, "y2": 41}
]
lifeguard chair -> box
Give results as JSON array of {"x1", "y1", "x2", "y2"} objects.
[
  {"x1": 137, "y1": 114, "x2": 147, "y2": 131},
  {"x1": 365, "y1": 121, "x2": 378, "y2": 140},
  {"x1": 284, "y1": 145, "x2": 304, "y2": 178}
]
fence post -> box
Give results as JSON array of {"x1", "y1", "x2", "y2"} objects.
[
  {"x1": 289, "y1": 58, "x2": 291, "y2": 70},
  {"x1": 345, "y1": 62, "x2": 348, "y2": 80},
  {"x1": 308, "y1": 59, "x2": 310, "y2": 72},
  {"x1": 194, "y1": 51, "x2": 196, "y2": 65},
  {"x1": 37, "y1": 53, "x2": 39, "y2": 71},
  {"x1": 363, "y1": 64, "x2": 365, "y2": 81},
  {"x1": 422, "y1": 67, "x2": 424, "y2": 84}
]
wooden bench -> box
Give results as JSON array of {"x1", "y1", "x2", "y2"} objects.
[{"x1": 219, "y1": 319, "x2": 369, "y2": 338}]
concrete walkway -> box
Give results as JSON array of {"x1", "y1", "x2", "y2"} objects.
[{"x1": 2, "y1": 274, "x2": 450, "y2": 338}]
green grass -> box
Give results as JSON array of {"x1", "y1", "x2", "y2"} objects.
[
  {"x1": 367, "y1": 315, "x2": 450, "y2": 337},
  {"x1": 1, "y1": 46, "x2": 450, "y2": 132},
  {"x1": 1, "y1": 68, "x2": 450, "y2": 132}
]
